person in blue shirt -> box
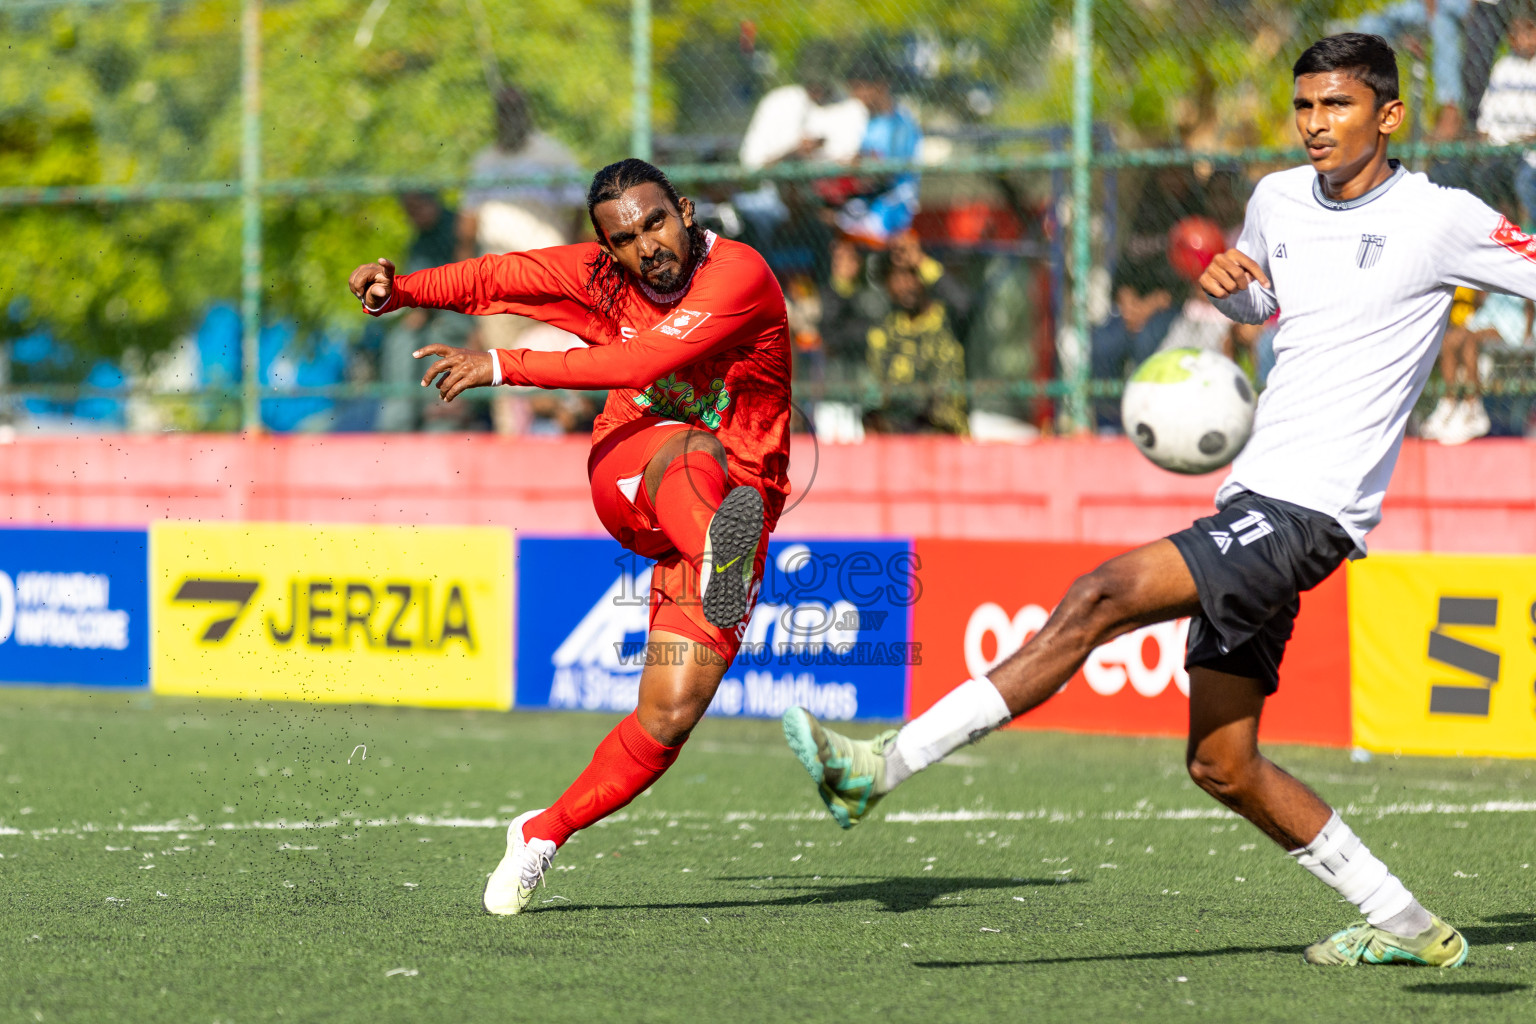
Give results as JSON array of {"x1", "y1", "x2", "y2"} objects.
[
  {"x1": 836, "y1": 48, "x2": 923, "y2": 244},
  {"x1": 1090, "y1": 259, "x2": 1180, "y2": 433}
]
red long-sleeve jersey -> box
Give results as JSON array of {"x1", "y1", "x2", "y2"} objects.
[{"x1": 368, "y1": 232, "x2": 792, "y2": 528}]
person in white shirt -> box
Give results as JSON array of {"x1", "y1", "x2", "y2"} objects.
[
  {"x1": 734, "y1": 43, "x2": 869, "y2": 241},
  {"x1": 1475, "y1": 5, "x2": 1536, "y2": 221},
  {"x1": 458, "y1": 87, "x2": 586, "y2": 433},
  {"x1": 781, "y1": 32, "x2": 1536, "y2": 969}
]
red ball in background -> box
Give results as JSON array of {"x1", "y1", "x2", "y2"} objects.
[{"x1": 1167, "y1": 216, "x2": 1228, "y2": 282}]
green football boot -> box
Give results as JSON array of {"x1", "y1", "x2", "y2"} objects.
[
  {"x1": 781, "y1": 706, "x2": 896, "y2": 829},
  {"x1": 1304, "y1": 916, "x2": 1468, "y2": 967}
]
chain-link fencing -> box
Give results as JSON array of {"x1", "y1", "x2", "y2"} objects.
[{"x1": 2, "y1": 0, "x2": 1533, "y2": 440}]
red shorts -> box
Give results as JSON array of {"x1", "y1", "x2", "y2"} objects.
[{"x1": 587, "y1": 417, "x2": 768, "y2": 663}]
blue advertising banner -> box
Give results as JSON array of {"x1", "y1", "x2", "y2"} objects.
[
  {"x1": 516, "y1": 537, "x2": 916, "y2": 721},
  {"x1": 0, "y1": 528, "x2": 149, "y2": 688}
]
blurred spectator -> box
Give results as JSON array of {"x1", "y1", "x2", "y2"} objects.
[
  {"x1": 460, "y1": 88, "x2": 584, "y2": 260},
  {"x1": 1090, "y1": 261, "x2": 1178, "y2": 432},
  {"x1": 1474, "y1": 3, "x2": 1536, "y2": 223},
  {"x1": 1162, "y1": 295, "x2": 1234, "y2": 355},
  {"x1": 260, "y1": 322, "x2": 348, "y2": 433},
  {"x1": 1161, "y1": 215, "x2": 1236, "y2": 357},
  {"x1": 1354, "y1": 1, "x2": 1470, "y2": 140},
  {"x1": 785, "y1": 239, "x2": 883, "y2": 443},
  {"x1": 817, "y1": 238, "x2": 887, "y2": 382},
  {"x1": 460, "y1": 87, "x2": 586, "y2": 434},
  {"x1": 735, "y1": 41, "x2": 868, "y2": 244},
  {"x1": 783, "y1": 273, "x2": 827, "y2": 384},
  {"x1": 377, "y1": 193, "x2": 475, "y2": 432},
  {"x1": 865, "y1": 259, "x2": 967, "y2": 435},
  {"x1": 1121, "y1": 166, "x2": 1209, "y2": 268},
  {"x1": 524, "y1": 391, "x2": 598, "y2": 436},
  {"x1": 832, "y1": 48, "x2": 923, "y2": 245},
  {"x1": 1465, "y1": 0, "x2": 1518, "y2": 125},
  {"x1": 1424, "y1": 287, "x2": 1532, "y2": 442},
  {"x1": 739, "y1": 42, "x2": 867, "y2": 170},
  {"x1": 888, "y1": 230, "x2": 970, "y2": 338}
]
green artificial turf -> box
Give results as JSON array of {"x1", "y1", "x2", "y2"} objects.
[{"x1": 2, "y1": 688, "x2": 1533, "y2": 1023}]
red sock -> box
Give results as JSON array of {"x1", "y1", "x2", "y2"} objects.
[
  {"x1": 650, "y1": 450, "x2": 729, "y2": 569},
  {"x1": 523, "y1": 713, "x2": 683, "y2": 847}
]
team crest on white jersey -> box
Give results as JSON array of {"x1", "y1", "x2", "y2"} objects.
[
  {"x1": 1356, "y1": 234, "x2": 1386, "y2": 269},
  {"x1": 1273, "y1": 243, "x2": 1287, "y2": 258}
]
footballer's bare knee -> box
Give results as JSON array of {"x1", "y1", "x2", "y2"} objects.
[
  {"x1": 1186, "y1": 743, "x2": 1264, "y2": 806},
  {"x1": 683, "y1": 429, "x2": 728, "y2": 468},
  {"x1": 652, "y1": 427, "x2": 727, "y2": 471},
  {"x1": 645, "y1": 428, "x2": 729, "y2": 499},
  {"x1": 1054, "y1": 565, "x2": 1144, "y2": 649},
  {"x1": 637, "y1": 695, "x2": 707, "y2": 747}
]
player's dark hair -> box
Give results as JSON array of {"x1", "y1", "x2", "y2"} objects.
[
  {"x1": 584, "y1": 158, "x2": 709, "y2": 328},
  {"x1": 1292, "y1": 33, "x2": 1399, "y2": 107}
]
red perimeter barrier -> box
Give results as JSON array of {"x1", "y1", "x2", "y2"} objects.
[
  {"x1": 5, "y1": 432, "x2": 1523, "y2": 744},
  {"x1": 2, "y1": 434, "x2": 1532, "y2": 552},
  {"x1": 908, "y1": 540, "x2": 1352, "y2": 747}
]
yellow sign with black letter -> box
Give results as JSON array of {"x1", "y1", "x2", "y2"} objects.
[
  {"x1": 1349, "y1": 553, "x2": 1536, "y2": 757},
  {"x1": 151, "y1": 523, "x2": 512, "y2": 709}
]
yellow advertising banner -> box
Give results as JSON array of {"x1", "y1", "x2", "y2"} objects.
[
  {"x1": 151, "y1": 523, "x2": 512, "y2": 709},
  {"x1": 1349, "y1": 553, "x2": 1536, "y2": 757}
]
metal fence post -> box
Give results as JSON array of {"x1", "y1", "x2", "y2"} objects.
[
  {"x1": 240, "y1": 0, "x2": 263, "y2": 433},
  {"x1": 631, "y1": 0, "x2": 652, "y2": 161},
  {"x1": 1067, "y1": 0, "x2": 1094, "y2": 433}
]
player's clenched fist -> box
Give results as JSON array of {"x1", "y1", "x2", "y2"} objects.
[
  {"x1": 415, "y1": 343, "x2": 495, "y2": 403},
  {"x1": 348, "y1": 257, "x2": 396, "y2": 309},
  {"x1": 1199, "y1": 249, "x2": 1271, "y2": 299}
]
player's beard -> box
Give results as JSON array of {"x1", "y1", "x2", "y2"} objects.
[{"x1": 640, "y1": 233, "x2": 693, "y2": 293}]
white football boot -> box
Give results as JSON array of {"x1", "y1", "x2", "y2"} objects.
[{"x1": 483, "y1": 808, "x2": 557, "y2": 915}]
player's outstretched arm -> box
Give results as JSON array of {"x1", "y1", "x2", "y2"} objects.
[
  {"x1": 495, "y1": 253, "x2": 783, "y2": 391},
  {"x1": 348, "y1": 247, "x2": 593, "y2": 329},
  {"x1": 416, "y1": 343, "x2": 495, "y2": 402},
  {"x1": 348, "y1": 257, "x2": 396, "y2": 311}
]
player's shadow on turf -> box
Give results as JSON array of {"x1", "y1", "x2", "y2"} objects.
[
  {"x1": 1460, "y1": 913, "x2": 1536, "y2": 947},
  {"x1": 1403, "y1": 982, "x2": 1530, "y2": 996},
  {"x1": 543, "y1": 875, "x2": 1080, "y2": 914},
  {"x1": 912, "y1": 943, "x2": 1301, "y2": 969},
  {"x1": 914, "y1": 914, "x2": 1536, "y2": 970}
]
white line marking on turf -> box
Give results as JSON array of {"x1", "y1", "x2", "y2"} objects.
[
  {"x1": 7, "y1": 799, "x2": 1536, "y2": 839},
  {"x1": 880, "y1": 799, "x2": 1536, "y2": 824}
]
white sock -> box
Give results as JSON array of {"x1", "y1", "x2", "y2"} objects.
[
  {"x1": 880, "y1": 678, "x2": 1012, "y2": 792},
  {"x1": 1290, "y1": 812, "x2": 1433, "y2": 937}
]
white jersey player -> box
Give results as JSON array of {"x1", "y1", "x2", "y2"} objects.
[{"x1": 783, "y1": 33, "x2": 1529, "y2": 968}]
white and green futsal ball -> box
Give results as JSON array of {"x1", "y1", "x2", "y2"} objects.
[{"x1": 1121, "y1": 347, "x2": 1256, "y2": 475}]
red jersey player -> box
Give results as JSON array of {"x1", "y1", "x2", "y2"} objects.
[{"x1": 347, "y1": 159, "x2": 791, "y2": 915}]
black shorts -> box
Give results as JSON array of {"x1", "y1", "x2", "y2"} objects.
[{"x1": 1167, "y1": 491, "x2": 1354, "y2": 695}]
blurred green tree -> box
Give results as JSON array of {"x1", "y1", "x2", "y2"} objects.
[{"x1": 0, "y1": 0, "x2": 626, "y2": 364}]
